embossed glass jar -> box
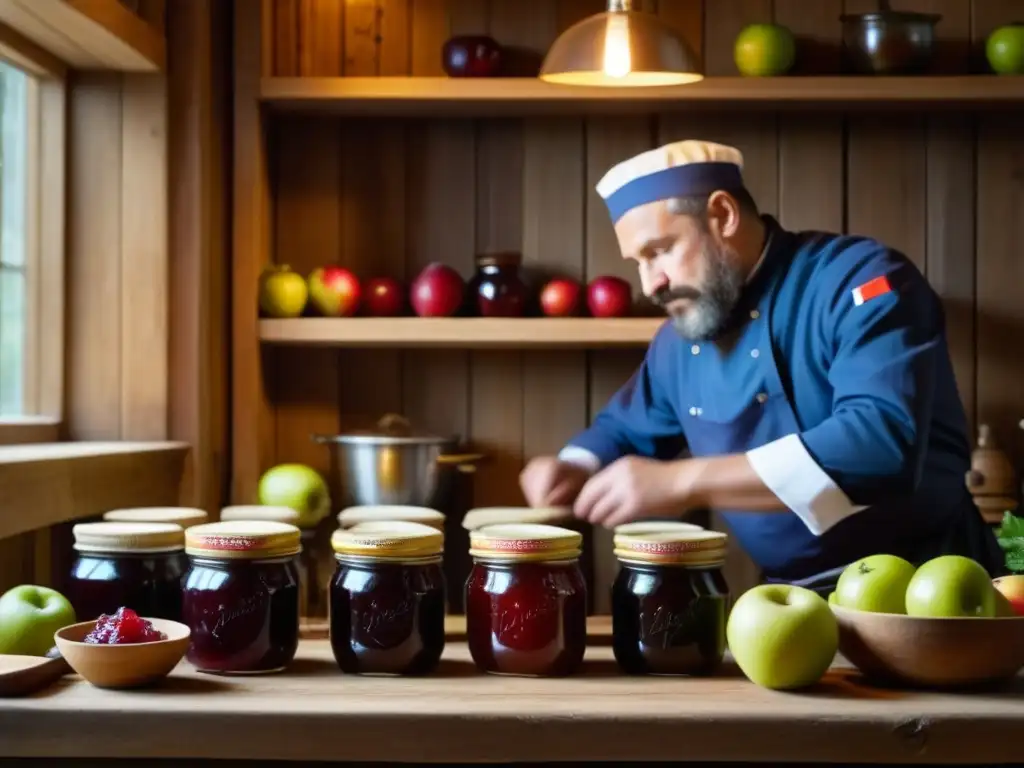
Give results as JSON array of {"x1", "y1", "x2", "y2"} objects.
[
  {"x1": 67, "y1": 521, "x2": 188, "y2": 622},
  {"x1": 103, "y1": 506, "x2": 210, "y2": 530},
  {"x1": 221, "y1": 505, "x2": 324, "y2": 619},
  {"x1": 329, "y1": 521, "x2": 446, "y2": 675},
  {"x1": 611, "y1": 529, "x2": 730, "y2": 676},
  {"x1": 181, "y1": 520, "x2": 302, "y2": 674},
  {"x1": 465, "y1": 523, "x2": 588, "y2": 677}
]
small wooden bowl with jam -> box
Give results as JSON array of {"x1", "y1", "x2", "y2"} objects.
[{"x1": 54, "y1": 608, "x2": 190, "y2": 689}]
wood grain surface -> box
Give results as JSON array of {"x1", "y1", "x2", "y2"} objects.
[{"x1": 0, "y1": 632, "x2": 1021, "y2": 764}]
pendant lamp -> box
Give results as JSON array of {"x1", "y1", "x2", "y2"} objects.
[{"x1": 539, "y1": 0, "x2": 703, "y2": 87}]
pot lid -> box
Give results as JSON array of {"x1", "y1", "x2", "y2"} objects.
[{"x1": 315, "y1": 413, "x2": 457, "y2": 446}]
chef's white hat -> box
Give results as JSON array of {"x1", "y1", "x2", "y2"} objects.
[{"x1": 596, "y1": 140, "x2": 746, "y2": 224}]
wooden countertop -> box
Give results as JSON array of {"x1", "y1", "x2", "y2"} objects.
[{"x1": 1, "y1": 616, "x2": 1021, "y2": 764}]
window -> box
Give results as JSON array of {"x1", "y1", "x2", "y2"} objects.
[
  {"x1": 0, "y1": 49, "x2": 64, "y2": 444},
  {"x1": 0, "y1": 60, "x2": 28, "y2": 415}
]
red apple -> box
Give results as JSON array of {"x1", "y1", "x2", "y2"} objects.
[
  {"x1": 363, "y1": 276, "x2": 406, "y2": 317},
  {"x1": 993, "y1": 575, "x2": 1024, "y2": 616},
  {"x1": 539, "y1": 278, "x2": 583, "y2": 318},
  {"x1": 410, "y1": 262, "x2": 464, "y2": 317},
  {"x1": 308, "y1": 266, "x2": 361, "y2": 317},
  {"x1": 587, "y1": 275, "x2": 632, "y2": 318}
]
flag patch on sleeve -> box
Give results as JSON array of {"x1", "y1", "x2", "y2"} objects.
[{"x1": 851, "y1": 275, "x2": 892, "y2": 306}]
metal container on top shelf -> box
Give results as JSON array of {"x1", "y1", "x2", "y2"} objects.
[{"x1": 313, "y1": 413, "x2": 486, "y2": 509}]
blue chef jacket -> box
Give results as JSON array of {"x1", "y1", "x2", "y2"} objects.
[{"x1": 565, "y1": 216, "x2": 1004, "y2": 584}]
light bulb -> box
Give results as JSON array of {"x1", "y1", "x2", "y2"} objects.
[{"x1": 602, "y1": 13, "x2": 631, "y2": 79}]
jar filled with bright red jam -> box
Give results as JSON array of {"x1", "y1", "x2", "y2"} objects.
[
  {"x1": 67, "y1": 521, "x2": 187, "y2": 622},
  {"x1": 330, "y1": 520, "x2": 446, "y2": 675},
  {"x1": 103, "y1": 506, "x2": 209, "y2": 530},
  {"x1": 465, "y1": 523, "x2": 587, "y2": 677},
  {"x1": 182, "y1": 520, "x2": 302, "y2": 674},
  {"x1": 611, "y1": 529, "x2": 730, "y2": 676}
]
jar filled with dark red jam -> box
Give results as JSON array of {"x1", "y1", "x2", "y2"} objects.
[
  {"x1": 470, "y1": 251, "x2": 527, "y2": 317},
  {"x1": 465, "y1": 523, "x2": 587, "y2": 677},
  {"x1": 67, "y1": 521, "x2": 187, "y2": 622},
  {"x1": 611, "y1": 529, "x2": 730, "y2": 676},
  {"x1": 220, "y1": 505, "x2": 324, "y2": 619},
  {"x1": 330, "y1": 520, "x2": 446, "y2": 675},
  {"x1": 182, "y1": 520, "x2": 302, "y2": 674}
]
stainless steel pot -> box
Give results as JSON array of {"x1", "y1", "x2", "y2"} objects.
[
  {"x1": 840, "y1": 0, "x2": 941, "y2": 75},
  {"x1": 312, "y1": 414, "x2": 486, "y2": 508}
]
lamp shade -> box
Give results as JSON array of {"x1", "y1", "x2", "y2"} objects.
[{"x1": 539, "y1": 9, "x2": 703, "y2": 87}]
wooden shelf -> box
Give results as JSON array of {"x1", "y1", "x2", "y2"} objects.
[
  {"x1": 261, "y1": 75, "x2": 1024, "y2": 116},
  {"x1": 0, "y1": 0, "x2": 165, "y2": 72},
  {"x1": 259, "y1": 317, "x2": 665, "y2": 348}
]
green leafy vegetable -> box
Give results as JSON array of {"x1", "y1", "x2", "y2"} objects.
[{"x1": 995, "y1": 511, "x2": 1024, "y2": 573}]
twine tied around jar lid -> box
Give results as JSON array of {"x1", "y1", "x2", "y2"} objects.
[
  {"x1": 469, "y1": 523, "x2": 582, "y2": 562},
  {"x1": 331, "y1": 521, "x2": 444, "y2": 561},
  {"x1": 613, "y1": 529, "x2": 728, "y2": 567},
  {"x1": 185, "y1": 520, "x2": 302, "y2": 560}
]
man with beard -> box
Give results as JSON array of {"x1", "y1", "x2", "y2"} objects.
[{"x1": 519, "y1": 140, "x2": 1004, "y2": 593}]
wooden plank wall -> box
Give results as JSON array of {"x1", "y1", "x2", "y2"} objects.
[{"x1": 262, "y1": 0, "x2": 1024, "y2": 612}]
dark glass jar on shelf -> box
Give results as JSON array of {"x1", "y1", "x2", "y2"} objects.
[
  {"x1": 611, "y1": 529, "x2": 730, "y2": 676},
  {"x1": 220, "y1": 504, "x2": 324, "y2": 619},
  {"x1": 102, "y1": 506, "x2": 209, "y2": 530},
  {"x1": 67, "y1": 522, "x2": 188, "y2": 623},
  {"x1": 470, "y1": 251, "x2": 527, "y2": 317},
  {"x1": 182, "y1": 520, "x2": 302, "y2": 674},
  {"x1": 465, "y1": 523, "x2": 588, "y2": 677},
  {"x1": 329, "y1": 521, "x2": 447, "y2": 675}
]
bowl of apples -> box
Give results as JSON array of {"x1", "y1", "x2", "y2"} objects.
[{"x1": 828, "y1": 554, "x2": 1024, "y2": 689}]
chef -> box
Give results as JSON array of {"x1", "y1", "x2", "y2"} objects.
[{"x1": 519, "y1": 139, "x2": 1005, "y2": 593}]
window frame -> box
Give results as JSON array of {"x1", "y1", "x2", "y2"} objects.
[{"x1": 0, "y1": 23, "x2": 65, "y2": 446}]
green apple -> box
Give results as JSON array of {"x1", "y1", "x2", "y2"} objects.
[
  {"x1": 904, "y1": 555, "x2": 997, "y2": 618},
  {"x1": 986, "y1": 23, "x2": 1024, "y2": 74},
  {"x1": 734, "y1": 23, "x2": 796, "y2": 77},
  {"x1": 827, "y1": 591, "x2": 837, "y2": 605},
  {"x1": 834, "y1": 554, "x2": 916, "y2": 614},
  {"x1": 0, "y1": 585, "x2": 76, "y2": 656},
  {"x1": 257, "y1": 463, "x2": 331, "y2": 529},
  {"x1": 259, "y1": 264, "x2": 308, "y2": 318},
  {"x1": 726, "y1": 584, "x2": 838, "y2": 690}
]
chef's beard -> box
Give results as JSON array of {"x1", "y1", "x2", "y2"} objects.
[{"x1": 652, "y1": 242, "x2": 744, "y2": 341}]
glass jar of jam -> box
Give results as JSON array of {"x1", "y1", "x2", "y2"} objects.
[
  {"x1": 611, "y1": 529, "x2": 730, "y2": 676},
  {"x1": 103, "y1": 506, "x2": 209, "y2": 529},
  {"x1": 465, "y1": 523, "x2": 587, "y2": 677},
  {"x1": 338, "y1": 505, "x2": 446, "y2": 532},
  {"x1": 329, "y1": 521, "x2": 446, "y2": 675},
  {"x1": 470, "y1": 252, "x2": 527, "y2": 317},
  {"x1": 182, "y1": 520, "x2": 302, "y2": 674},
  {"x1": 67, "y1": 522, "x2": 187, "y2": 622},
  {"x1": 220, "y1": 505, "x2": 322, "y2": 618}
]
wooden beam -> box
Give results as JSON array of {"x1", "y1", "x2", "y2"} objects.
[
  {"x1": 0, "y1": 20, "x2": 66, "y2": 77},
  {"x1": 0, "y1": 0, "x2": 165, "y2": 72}
]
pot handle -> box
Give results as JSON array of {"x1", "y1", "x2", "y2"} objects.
[
  {"x1": 437, "y1": 452, "x2": 488, "y2": 474},
  {"x1": 310, "y1": 433, "x2": 332, "y2": 444}
]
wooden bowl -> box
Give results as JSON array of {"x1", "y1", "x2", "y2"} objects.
[
  {"x1": 831, "y1": 604, "x2": 1024, "y2": 688},
  {"x1": 54, "y1": 618, "x2": 190, "y2": 689}
]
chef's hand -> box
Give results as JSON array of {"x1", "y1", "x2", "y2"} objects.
[
  {"x1": 573, "y1": 456, "x2": 690, "y2": 528},
  {"x1": 519, "y1": 457, "x2": 592, "y2": 508}
]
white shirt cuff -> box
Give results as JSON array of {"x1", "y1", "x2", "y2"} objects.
[
  {"x1": 557, "y1": 446, "x2": 602, "y2": 475},
  {"x1": 746, "y1": 433, "x2": 868, "y2": 536}
]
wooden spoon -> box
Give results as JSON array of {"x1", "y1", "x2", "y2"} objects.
[{"x1": 0, "y1": 648, "x2": 72, "y2": 697}]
